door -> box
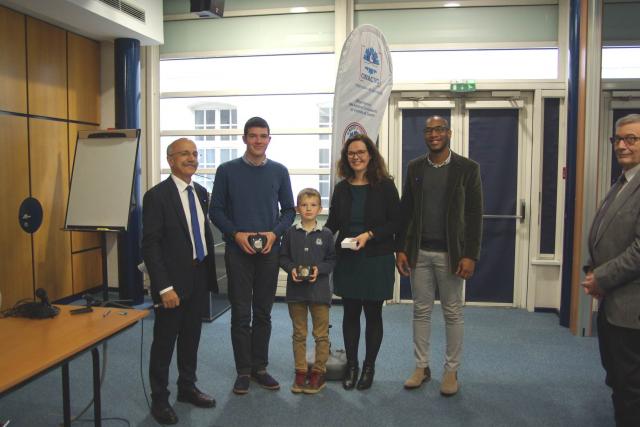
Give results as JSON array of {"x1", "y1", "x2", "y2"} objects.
[{"x1": 395, "y1": 94, "x2": 533, "y2": 306}]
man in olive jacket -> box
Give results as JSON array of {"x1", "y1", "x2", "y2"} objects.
[{"x1": 396, "y1": 116, "x2": 483, "y2": 396}]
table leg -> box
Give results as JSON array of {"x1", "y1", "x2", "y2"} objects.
[
  {"x1": 62, "y1": 363, "x2": 70, "y2": 427},
  {"x1": 92, "y1": 348, "x2": 101, "y2": 427}
]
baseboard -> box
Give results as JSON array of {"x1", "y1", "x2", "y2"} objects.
[{"x1": 534, "y1": 307, "x2": 560, "y2": 316}]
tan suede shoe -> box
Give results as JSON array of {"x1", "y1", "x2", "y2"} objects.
[
  {"x1": 403, "y1": 367, "x2": 431, "y2": 389},
  {"x1": 440, "y1": 370, "x2": 458, "y2": 396}
]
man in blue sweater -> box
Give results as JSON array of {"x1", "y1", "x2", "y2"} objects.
[{"x1": 210, "y1": 117, "x2": 295, "y2": 395}]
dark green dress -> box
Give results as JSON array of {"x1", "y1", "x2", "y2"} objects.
[{"x1": 333, "y1": 184, "x2": 395, "y2": 301}]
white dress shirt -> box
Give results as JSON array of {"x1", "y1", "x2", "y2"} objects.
[{"x1": 160, "y1": 175, "x2": 208, "y2": 295}]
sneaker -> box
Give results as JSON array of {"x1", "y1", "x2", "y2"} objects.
[
  {"x1": 440, "y1": 370, "x2": 459, "y2": 396},
  {"x1": 251, "y1": 371, "x2": 281, "y2": 390},
  {"x1": 303, "y1": 371, "x2": 326, "y2": 394},
  {"x1": 233, "y1": 375, "x2": 250, "y2": 395},
  {"x1": 404, "y1": 366, "x2": 431, "y2": 389},
  {"x1": 291, "y1": 370, "x2": 307, "y2": 394}
]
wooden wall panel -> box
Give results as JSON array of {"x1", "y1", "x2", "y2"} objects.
[
  {"x1": 26, "y1": 17, "x2": 67, "y2": 119},
  {"x1": 30, "y1": 118, "x2": 72, "y2": 301},
  {"x1": 0, "y1": 6, "x2": 27, "y2": 114},
  {"x1": 68, "y1": 33, "x2": 100, "y2": 124},
  {"x1": 72, "y1": 249, "x2": 103, "y2": 294},
  {"x1": 0, "y1": 115, "x2": 33, "y2": 310},
  {"x1": 68, "y1": 123, "x2": 101, "y2": 252}
]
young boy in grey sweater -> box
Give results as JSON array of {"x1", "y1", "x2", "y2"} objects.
[{"x1": 279, "y1": 188, "x2": 336, "y2": 394}]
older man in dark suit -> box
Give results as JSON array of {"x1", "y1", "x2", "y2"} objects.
[
  {"x1": 583, "y1": 114, "x2": 640, "y2": 427},
  {"x1": 142, "y1": 138, "x2": 218, "y2": 425}
]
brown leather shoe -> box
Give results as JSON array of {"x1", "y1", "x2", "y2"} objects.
[
  {"x1": 440, "y1": 370, "x2": 459, "y2": 396},
  {"x1": 151, "y1": 402, "x2": 178, "y2": 425},
  {"x1": 404, "y1": 366, "x2": 431, "y2": 389},
  {"x1": 177, "y1": 386, "x2": 216, "y2": 408}
]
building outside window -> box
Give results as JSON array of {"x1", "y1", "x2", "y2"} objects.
[
  {"x1": 198, "y1": 148, "x2": 216, "y2": 168},
  {"x1": 220, "y1": 109, "x2": 238, "y2": 141},
  {"x1": 195, "y1": 109, "x2": 215, "y2": 141}
]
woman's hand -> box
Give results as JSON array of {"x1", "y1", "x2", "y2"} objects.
[{"x1": 353, "y1": 231, "x2": 372, "y2": 250}]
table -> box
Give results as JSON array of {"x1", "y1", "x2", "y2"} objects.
[{"x1": 0, "y1": 305, "x2": 148, "y2": 426}]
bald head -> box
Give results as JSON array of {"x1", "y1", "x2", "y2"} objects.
[
  {"x1": 167, "y1": 138, "x2": 195, "y2": 156},
  {"x1": 167, "y1": 138, "x2": 198, "y2": 183}
]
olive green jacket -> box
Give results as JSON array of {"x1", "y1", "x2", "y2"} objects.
[{"x1": 398, "y1": 151, "x2": 483, "y2": 273}]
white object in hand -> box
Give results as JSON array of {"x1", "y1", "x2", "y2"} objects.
[{"x1": 341, "y1": 238, "x2": 358, "y2": 250}]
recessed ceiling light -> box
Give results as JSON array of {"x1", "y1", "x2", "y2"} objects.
[
  {"x1": 290, "y1": 7, "x2": 308, "y2": 13},
  {"x1": 444, "y1": 2, "x2": 461, "y2": 7}
]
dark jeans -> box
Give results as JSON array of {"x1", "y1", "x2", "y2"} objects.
[
  {"x1": 149, "y1": 261, "x2": 207, "y2": 404},
  {"x1": 342, "y1": 298, "x2": 384, "y2": 367},
  {"x1": 598, "y1": 304, "x2": 640, "y2": 427},
  {"x1": 225, "y1": 248, "x2": 280, "y2": 375}
]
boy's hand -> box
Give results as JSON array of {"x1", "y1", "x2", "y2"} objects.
[
  {"x1": 291, "y1": 269, "x2": 303, "y2": 283},
  {"x1": 308, "y1": 266, "x2": 319, "y2": 283}
]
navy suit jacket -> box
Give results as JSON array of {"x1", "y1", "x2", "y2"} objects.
[{"x1": 142, "y1": 177, "x2": 218, "y2": 303}]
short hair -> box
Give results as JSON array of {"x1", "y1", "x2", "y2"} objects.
[
  {"x1": 297, "y1": 188, "x2": 322, "y2": 206},
  {"x1": 166, "y1": 138, "x2": 194, "y2": 156},
  {"x1": 337, "y1": 134, "x2": 391, "y2": 186},
  {"x1": 615, "y1": 114, "x2": 640, "y2": 130},
  {"x1": 244, "y1": 116, "x2": 270, "y2": 136},
  {"x1": 426, "y1": 115, "x2": 450, "y2": 129}
]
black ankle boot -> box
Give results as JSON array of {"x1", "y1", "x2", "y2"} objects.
[
  {"x1": 356, "y1": 365, "x2": 375, "y2": 390},
  {"x1": 342, "y1": 364, "x2": 359, "y2": 390}
]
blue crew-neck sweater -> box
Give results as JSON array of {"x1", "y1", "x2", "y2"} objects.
[{"x1": 209, "y1": 157, "x2": 295, "y2": 249}]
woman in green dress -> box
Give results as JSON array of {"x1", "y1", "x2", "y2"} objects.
[{"x1": 326, "y1": 134, "x2": 401, "y2": 390}]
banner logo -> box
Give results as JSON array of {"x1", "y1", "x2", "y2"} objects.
[
  {"x1": 360, "y1": 46, "x2": 381, "y2": 86},
  {"x1": 343, "y1": 122, "x2": 367, "y2": 142}
]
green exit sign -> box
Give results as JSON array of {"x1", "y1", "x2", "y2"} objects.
[{"x1": 450, "y1": 81, "x2": 476, "y2": 93}]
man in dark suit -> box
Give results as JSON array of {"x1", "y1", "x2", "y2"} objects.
[
  {"x1": 142, "y1": 138, "x2": 218, "y2": 425},
  {"x1": 396, "y1": 115, "x2": 483, "y2": 396},
  {"x1": 583, "y1": 114, "x2": 640, "y2": 427}
]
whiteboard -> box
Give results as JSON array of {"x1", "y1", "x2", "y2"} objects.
[{"x1": 65, "y1": 129, "x2": 140, "y2": 231}]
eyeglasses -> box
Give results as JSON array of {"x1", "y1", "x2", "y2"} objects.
[
  {"x1": 610, "y1": 135, "x2": 640, "y2": 147},
  {"x1": 423, "y1": 126, "x2": 449, "y2": 134},
  {"x1": 169, "y1": 150, "x2": 198, "y2": 158},
  {"x1": 347, "y1": 150, "x2": 368, "y2": 159}
]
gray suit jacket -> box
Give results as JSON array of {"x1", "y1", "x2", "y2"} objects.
[{"x1": 587, "y1": 173, "x2": 640, "y2": 329}]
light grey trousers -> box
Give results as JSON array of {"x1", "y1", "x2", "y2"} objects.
[{"x1": 410, "y1": 249, "x2": 464, "y2": 372}]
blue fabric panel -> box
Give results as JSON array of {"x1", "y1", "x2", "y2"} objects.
[
  {"x1": 540, "y1": 98, "x2": 560, "y2": 254},
  {"x1": 466, "y1": 109, "x2": 518, "y2": 303}
]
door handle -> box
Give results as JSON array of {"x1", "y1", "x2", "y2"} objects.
[{"x1": 483, "y1": 199, "x2": 526, "y2": 223}]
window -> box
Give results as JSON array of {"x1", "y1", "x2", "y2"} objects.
[
  {"x1": 194, "y1": 174, "x2": 215, "y2": 194},
  {"x1": 602, "y1": 47, "x2": 640, "y2": 79},
  {"x1": 540, "y1": 98, "x2": 560, "y2": 255},
  {"x1": 195, "y1": 109, "x2": 215, "y2": 141},
  {"x1": 319, "y1": 107, "x2": 332, "y2": 141},
  {"x1": 220, "y1": 108, "x2": 238, "y2": 141},
  {"x1": 160, "y1": 57, "x2": 336, "y2": 208},
  {"x1": 199, "y1": 148, "x2": 216, "y2": 168},
  {"x1": 319, "y1": 148, "x2": 330, "y2": 168},
  {"x1": 220, "y1": 148, "x2": 239, "y2": 163},
  {"x1": 193, "y1": 107, "x2": 238, "y2": 141},
  {"x1": 391, "y1": 49, "x2": 559, "y2": 82},
  {"x1": 318, "y1": 175, "x2": 330, "y2": 208}
]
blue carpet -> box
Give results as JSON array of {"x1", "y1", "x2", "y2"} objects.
[{"x1": 0, "y1": 303, "x2": 613, "y2": 426}]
